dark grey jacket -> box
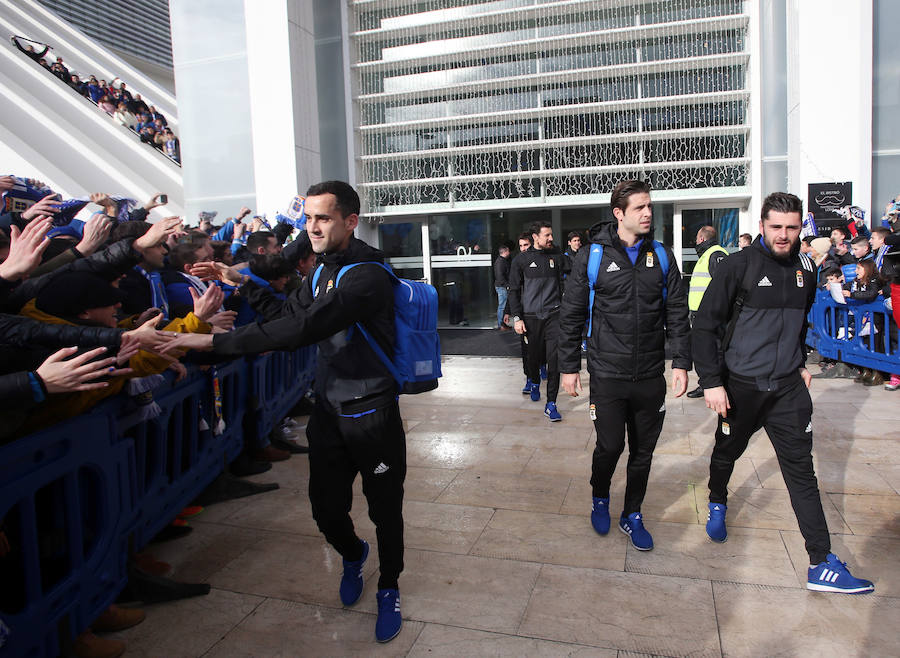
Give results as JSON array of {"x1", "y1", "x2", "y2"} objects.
[
  {"x1": 507, "y1": 247, "x2": 562, "y2": 319},
  {"x1": 692, "y1": 237, "x2": 817, "y2": 391}
]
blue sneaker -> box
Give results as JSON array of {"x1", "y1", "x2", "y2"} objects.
[
  {"x1": 521, "y1": 377, "x2": 533, "y2": 394},
  {"x1": 544, "y1": 401, "x2": 561, "y2": 421},
  {"x1": 706, "y1": 503, "x2": 727, "y2": 543},
  {"x1": 375, "y1": 588, "x2": 402, "y2": 642},
  {"x1": 591, "y1": 497, "x2": 610, "y2": 535},
  {"x1": 619, "y1": 512, "x2": 653, "y2": 551},
  {"x1": 530, "y1": 382, "x2": 541, "y2": 402},
  {"x1": 807, "y1": 554, "x2": 874, "y2": 594},
  {"x1": 540, "y1": 365, "x2": 547, "y2": 380},
  {"x1": 339, "y1": 539, "x2": 368, "y2": 606}
]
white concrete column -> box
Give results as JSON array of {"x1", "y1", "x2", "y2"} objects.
[
  {"x1": 244, "y1": 0, "x2": 321, "y2": 218},
  {"x1": 786, "y1": 0, "x2": 873, "y2": 214}
]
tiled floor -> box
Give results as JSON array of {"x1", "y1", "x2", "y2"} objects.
[{"x1": 116, "y1": 357, "x2": 900, "y2": 657}]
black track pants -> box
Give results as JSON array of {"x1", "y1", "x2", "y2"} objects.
[
  {"x1": 708, "y1": 373, "x2": 830, "y2": 564},
  {"x1": 590, "y1": 376, "x2": 666, "y2": 515},
  {"x1": 524, "y1": 312, "x2": 560, "y2": 402},
  {"x1": 520, "y1": 333, "x2": 529, "y2": 377},
  {"x1": 307, "y1": 398, "x2": 406, "y2": 590}
]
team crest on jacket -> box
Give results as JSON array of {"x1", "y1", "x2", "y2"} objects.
[
  {"x1": 549, "y1": 259, "x2": 555, "y2": 268},
  {"x1": 589, "y1": 404, "x2": 596, "y2": 420},
  {"x1": 326, "y1": 279, "x2": 334, "y2": 294},
  {"x1": 646, "y1": 252, "x2": 654, "y2": 268},
  {"x1": 796, "y1": 270, "x2": 803, "y2": 287}
]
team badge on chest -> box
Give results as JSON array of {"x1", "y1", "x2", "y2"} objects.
[
  {"x1": 326, "y1": 279, "x2": 334, "y2": 294},
  {"x1": 549, "y1": 259, "x2": 555, "y2": 268},
  {"x1": 646, "y1": 252, "x2": 654, "y2": 268},
  {"x1": 795, "y1": 270, "x2": 803, "y2": 287}
]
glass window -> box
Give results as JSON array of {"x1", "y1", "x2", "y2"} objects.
[{"x1": 432, "y1": 266, "x2": 496, "y2": 328}]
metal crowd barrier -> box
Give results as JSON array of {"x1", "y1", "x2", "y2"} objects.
[
  {"x1": 0, "y1": 347, "x2": 316, "y2": 657},
  {"x1": 807, "y1": 289, "x2": 900, "y2": 371}
]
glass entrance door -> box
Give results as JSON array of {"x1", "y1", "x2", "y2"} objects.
[{"x1": 679, "y1": 206, "x2": 741, "y2": 276}]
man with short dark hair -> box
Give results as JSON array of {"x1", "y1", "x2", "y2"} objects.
[
  {"x1": 561, "y1": 230, "x2": 583, "y2": 290},
  {"x1": 559, "y1": 179, "x2": 690, "y2": 551},
  {"x1": 692, "y1": 191, "x2": 874, "y2": 593},
  {"x1": 738, "y1": 233, "x2": 753, "y2": 249},
  {"x1": 508, "y1": 220, "x2": 564, "y2": 421},
  {"x1": 156, "y1": 181, "x2": 408, "y2": 642},
  {"x1": 493, "y1": 244, "x2": 511, "y2": 330}
]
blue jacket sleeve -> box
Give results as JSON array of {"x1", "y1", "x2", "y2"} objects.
[{"x1": 212, "y1": 220, "x2": 235, "y2": 242}]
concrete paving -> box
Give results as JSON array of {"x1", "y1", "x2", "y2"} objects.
[{"x1": 115, "y1": 356, "x2": 900, "y2": 657}]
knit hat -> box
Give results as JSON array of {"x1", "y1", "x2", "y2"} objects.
[
  {"x1": 809, "y1": 237, "x2": 833, "y2": 267},
  {"x1": 36, "y1": 272, "x2": 126, "y2": 318}
]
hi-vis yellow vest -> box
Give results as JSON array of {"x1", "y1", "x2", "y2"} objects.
[{"x1": 688, "y1": 244, "x2": 728, "y2": 311}]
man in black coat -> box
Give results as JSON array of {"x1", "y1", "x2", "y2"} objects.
[
  {"x1": 692, "y1": 192, "x2": 873, "y2": 594},
  {"x1": 559, "y1": 179, "x2": 690, "y2": 552},
  {"x1": 492, "y1": 244, "x2": 511, "y2": 330},
  {"x1": 158, "y1": 181, "x2": 407, "y2": 643},
  {"x1": 508, "y1": 221, "x2": 564, "y2": 421}
]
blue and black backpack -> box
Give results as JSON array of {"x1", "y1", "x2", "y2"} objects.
[
  {"x1": 586, "y1": 240, "x2": 670, "y2": 334},
  {"x1": 312, "y1": 262, "x2": 442, "y2": 394}
]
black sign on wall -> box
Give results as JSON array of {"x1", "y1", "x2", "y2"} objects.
[{"x1": 808, "y1": 182, "x2": 852, "y2": 219}]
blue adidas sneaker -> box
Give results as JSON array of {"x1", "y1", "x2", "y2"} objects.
[
  {"x1": 530, "y1": 382, "x2": 541, "y2": 402},
  {"x1": 619, "y1": 512, "x2": 653, "y2": 551},
  {"x1": 544, "y1": 401, "x2": 561, "y2": 422},
  {"x1": 540, "y1": 365, "x2": 547, "y2": 380},
  {"x1": 522, "y1": 377, "x2": 533, "y2": 394},
  {"x1": 375, "y1": 588, "x2": 402, "y2": 642},
  {"x1": 339, "y1": 539, "x2": 368, "y2": 606},
  {"x1": 705, "y1": 503, "x2": 727, "y2": 543},
  {"x1": 591, "y1": 497, "x2": 610, "y2": 535},
  {"x1": 807, "y1": 554, "x2": 874, "y2": 594}
]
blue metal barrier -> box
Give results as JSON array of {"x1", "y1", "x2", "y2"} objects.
[
  {"x1": 0, "y1": 414, "x2": 132, "y2": 658},
  {"x1": 0, "y1": 346, "x2": 316, "y2": 656},
  {"x1": 250, "y1": 347, "x2": 317, "y2": 442},
  {"x1": 807, "y1": 289, "x2": 900, "y2": 371}
]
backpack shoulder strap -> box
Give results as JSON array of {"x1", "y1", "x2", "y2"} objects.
[
  {"x1": 311, "y1": 264, "x2": 325, "y2": 298},
  {"x1": 586, "y1": 244, "x2": 604, "y2": 335},
  {"x1": 722, "y1": 254, "x2": 760, "y2": 351},
  {"x1": 652, "y1": 240, "x2": 670, "y2": 303},
  {"x1": 330, "y1": 261, "x2": 402, "y2": 389}
]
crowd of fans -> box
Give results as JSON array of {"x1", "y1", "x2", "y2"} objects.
[
  {"x1": 795, "y1": 201, "x2": 900, "y2": 389},
  {"x1": 0, "y1": 175, "x2": 313, "y2": 656},
  {"x1": 11, "y1": 35, "x2": 181, "y2": 164}
]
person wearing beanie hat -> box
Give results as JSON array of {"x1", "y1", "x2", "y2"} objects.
[
  {"x1": 17, "y1": 272, "x2": 221, "y2": 431},
  {"x1": 810, "y1": 237, "x2": 833, "y2": 268}
]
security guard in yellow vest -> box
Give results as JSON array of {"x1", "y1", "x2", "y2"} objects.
[{"x1": 687, "y1": 225, "x2": 729, "y2": 398}]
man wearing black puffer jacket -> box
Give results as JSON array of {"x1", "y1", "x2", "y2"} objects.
[
  {"x1": 159, "y1": 181, "x2": 407, "y2": 643},
  {"x1": 559, "y1": 179, "x2": 690, "y2": 552},
  {"x1": 692, "y1": 192, "x2": 874, "y2": 594}
]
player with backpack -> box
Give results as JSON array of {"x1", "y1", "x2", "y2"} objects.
[
  {"x1": 559, "y1": 179, "x2": 691, "y2": 552},
  {"x1": 160, "y1": 180, "x2": 441, "y2": 643}
]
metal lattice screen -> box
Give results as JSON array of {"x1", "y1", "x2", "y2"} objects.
[{"x1": 350, "y1": 0, "x2": 750, "y2": 214}]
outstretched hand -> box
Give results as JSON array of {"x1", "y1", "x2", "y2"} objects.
[
  {"x1": 190, "y1": 284, "x2": 225, "y2": 322},
  {"x1": 134, "y1": 216, "x2": 182, "y2": 250},
  {"x1": 22, "y1": 194, "x2": 61, "y2": 221},
  {"x1": 190, "y1": 261, "x2": 246, "y2": 287},
  {"x1": 0, "y1": 215, "x2": 52, "y2": 281},
  {"x1": 36, "y1": 346, "x2": 133, "y2": 393}
]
